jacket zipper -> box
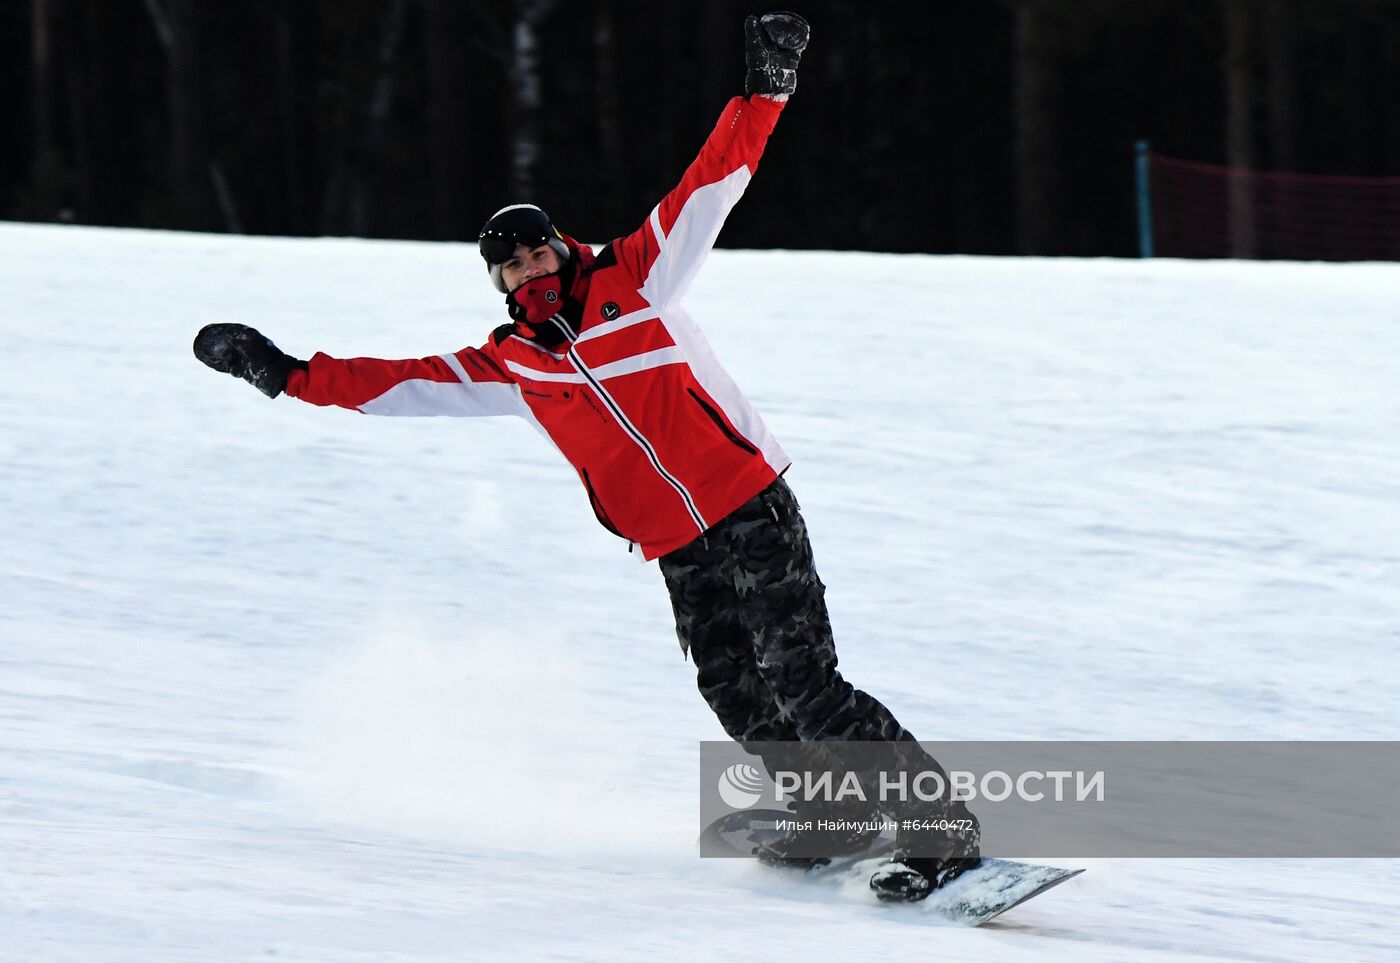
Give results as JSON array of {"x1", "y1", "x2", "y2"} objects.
[
  {"x1": 687, "y1": 388, "x2": 760, "y2": 456},
  {"x1": 581, "y1": 468, "x2": 625, "y2": 538},
  {"x1": 548, "y1": 314, "x2": 709, "y2": 535}
]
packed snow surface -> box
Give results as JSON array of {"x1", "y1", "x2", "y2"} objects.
[{"x1": 2, "y1": 222, "x2": 1397, "y2": 960}]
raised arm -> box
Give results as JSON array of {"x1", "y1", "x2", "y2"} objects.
[
  {"x1": 193, "y1": 322, "x2": 527, "y2": 419},
  {"x1": 612, "y1": 12, "x2": 809, "y2": 308}
]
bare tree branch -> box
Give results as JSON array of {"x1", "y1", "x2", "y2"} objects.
[
  {"x1": 508, "y1": 0, "x2": 559, "y2": 198},
  {"x1": 209, "y1": 162, "x2": 243, "y2": 234},
  {"x1": 141, "y1": 0, "x2": 173, "y2": 53},
  {"x1": 349, "y1": 0, "x2": 408, "y2": 234},
  {"x1": 463, "y1": 0, "x2": 509, "y2": 64}
]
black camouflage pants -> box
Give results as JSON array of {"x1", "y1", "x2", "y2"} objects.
[
  {"x1": 660, "y1": 478, "x2": 978, "y2": 855},
  {"x1": 660, "y1": 476, "x2": 917, "y2": 745}
]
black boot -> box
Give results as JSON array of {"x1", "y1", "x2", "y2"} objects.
[
  {"x1": 869, "y1": 856, "x2": 981, "y2": 902},
  {"x1": 869, "y1": 801, "x2": 981, "y2": 901}
]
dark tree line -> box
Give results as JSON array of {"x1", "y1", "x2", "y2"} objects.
[{"x1": 5, "y1": 0, "x2": 1400, "y2": 256}]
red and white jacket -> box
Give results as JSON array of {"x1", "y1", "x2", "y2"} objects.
[{"x1": 286, "y1": 95, "x2": 791, "y2": 560}]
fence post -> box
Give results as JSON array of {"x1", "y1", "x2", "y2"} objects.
[{"x1": 1135, "y1": 140, "x2": 1154, "y2": 258}]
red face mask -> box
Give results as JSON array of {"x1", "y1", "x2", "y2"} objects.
[{"x1": 507, "y1": 274, "x2": 567, "y2": 340}]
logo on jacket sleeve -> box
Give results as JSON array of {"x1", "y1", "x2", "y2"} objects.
[{"x1": 601, "y1": 301, "x2": 620, "y2": 321}]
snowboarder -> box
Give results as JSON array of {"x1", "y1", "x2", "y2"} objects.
[{"x1": 193, "y1": 10, "x2": 977, "y2": 901}]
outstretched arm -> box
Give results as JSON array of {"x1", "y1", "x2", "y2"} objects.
[
  {"x1": 193, "y1": 323, "x2": 527, "y2": 418},
  {"x1": 612, "y1": 12, "x2": 809, "y2": 308}
]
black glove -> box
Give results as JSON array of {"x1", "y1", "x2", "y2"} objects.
[
  {"x1": 744, "y1": 11, "x2": 810, "y2": 97},
  {"x1": 193, "y1": 322, "x2": 305, "y2": 398}
]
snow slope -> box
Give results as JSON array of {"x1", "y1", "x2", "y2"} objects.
[{"x1": 2, "y1": 221, "x2": 1397, "y2": 961}]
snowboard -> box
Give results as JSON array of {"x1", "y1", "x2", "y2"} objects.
[{"x1": 700, "y1": 808, "x2": 1084, "y2": 927}]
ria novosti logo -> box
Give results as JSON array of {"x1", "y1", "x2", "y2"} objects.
[
  {"x1": 717, "y1": 763, "x2": 765, "y2": 809},
  {"x1": 714, "y1": 761, "x2": 1107, "y2": 811}
]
